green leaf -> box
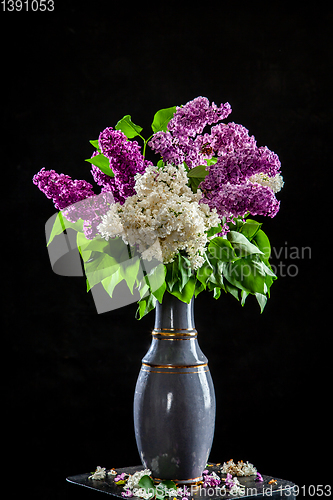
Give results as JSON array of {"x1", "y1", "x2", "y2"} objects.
[
  {"x1": 159, "y1": 480, "x2": 177, "y2": 490},
  {"x1": 84, "y1": 253, "x2": 120, "y2": 290},
  {"x1": 47, "y1": 212, "x2": 84, "y2": 246},
  {"x1": 169, "y1": 276, "x2": 196, "y2": 303},
  {"x1": 206, "y1": 223, "x2": 222, "y2": 238},
  {"x1": 89, "y1": 139, "x2": 100, "y2": 151},
  {"x1": 78, "y1": 234, "x2": 110, "y2": 258},
  {"x1": 206, "y1": 157, "x2": 217, "y2": 166},
  {"x1": 151, "y1": 281, "x2": 166, "y2": 304},
  {"x1": 151, "y1": 106, "x2": 176, "y2": 133},
  {"x1": 122, "y1": 255, "x2": 142, "y2": 294},
  {"x1": 85, "y1": 154, "x2": 114, "y2": 177},
  {"x1": 165, "y1": 260, "x2": 179, "y2": 292},
  {"x1": 252, "y1": 229, "x2": 271, "y2": 261},
  {"x1": 241, "y1": 289, "x2": 249, "y2": 306},
  {"x1": 239, "y1": 219, "x2": 262, "y2": 241},
  {"x1": 222, "y1": 256, "x2": 266, "y2": 295},
  {"x1": 136, "y1": 293, "x2": 157, "y2": 319},
  {"x1": 194, "y1": 280, "x2": 206, "y2": 298},
  {"x1": 227, "y1": 231, "x2": 264, "y2": 258},
  {"x1": 208, "y1": 237, "x2": 238, "y2": 262},
  {"x1": 178, "y1": 254, "x2": 191, "y2": 292},
  {"x1": 186, "y1": 165, "x2": 209, "y2": 178},
  {"x1": 105, "y1": 238, "x2": 134, "y2": 263},
  {"x1": 188, "y1": 176, "x2": 204, "y2": 193},
  {"x1": 145, "y1": 264, "x2": 167, "y2": 304},
  {"x1": 186, "y1": 165, "x2": 210, "y2": 193},
  {"x1": 255, "y1": 292, "x2": 267, "y2": 313},
  {"x1": 101, "y1": 267, "x2": 124, "y2": 298},
  {"x1": 156, "y1": 480, "x2": 177, "y2": 499},
  {"x1": 138, "y1": 475, "x2": 156, "y2": 498},
  {"x1": 225, "y1": 281, "x2": 240, "y2": 301},
  {"x1": 115, "y1": 114, "x2": 143, "y2": 139},
  {"x1": 77, "y1": 231, "x2": 92, "y2": 262},
  {"x1": 196, "y1": 261, "x2": 213, "y2": 286}
]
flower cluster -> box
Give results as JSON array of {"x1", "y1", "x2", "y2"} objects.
[
  {"x1": 33, "y1": 167, "x2": 95, "y2": 211},
  {"x1": 97, "y1": 163, "x2": 220, "y2": 269},
  {"x1": 223, "y1": 473, "x2": 245, "y2": 496},
  {"x1": 119, "y1": 469, "x2": 153, "y2": 499},
  {"x1": 149, "y1": 97, "x2": 283, "y2": 225},
  {"x1": 33, "y1": 96, "x2": 283, "y2": 311},
  {"x1": 168, "y1": 97, "x2": 232, "y2": 137},
  {"x1": 92, "y1": 127, "x2": 153, "y2": 204},
  {"x1": 148, "y1": 97, "x2": 232, "y2": 169},
  {"x1": 200, "y1": 136, "x2": 283, "y2": 220},
  {"x1": 33, "y1": 127, "x2": 152, "y2": 239},
  {"x1": 89, "y1": 466, "x2": 115, "y2": 480},
  {"x1": 220, "y1": 459, "x2": 258, "y2": 476},
  {"x1": 202, "y1": 469, "x2": 221, "y2": 487}
]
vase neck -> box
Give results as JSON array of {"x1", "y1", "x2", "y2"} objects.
[{"x1": 153, "y1": 293, "x2": 196, "y2": 333}]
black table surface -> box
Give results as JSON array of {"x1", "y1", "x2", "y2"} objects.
[{"x1": 66, "y1": 463, "x2": 296, "y2": 499}]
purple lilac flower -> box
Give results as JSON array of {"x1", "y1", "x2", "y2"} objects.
[
  {"x1": 167, "y1": 96, "x2": 232, "y2": 137},
  {"x1": 149, "y1": 97, "x2": 232, "y2": 169},
  {"x1": 96, "y1": 127, "x2": 153, "y2": 204},
  {"x1": 121, "y1": 490, "x2": 133, "y2": 498},
  {"x1": 90, "y1": 150, "x2": 124, "y2": 205},
  {"x1": 33, "y1": 168, "x2": 115, "y2": 240},
  {"x1": 114, "y1": 473, "x2": 127, "y2": 482},
  {"x1": 203, "y1": 181, "x2": 280, "y2": 220},
  {"x1": 210, "y1": 145, "x2": 281, "y2": 186},
  {"x1": 66, "y1": 191, "x2": 114, "y2": 239},
  {"x1": 225, "y1": 473, "x2": 235, "y2": 489},
  {"x1": 33, "y1": 168, "x2": 95, "y2": 211},
  {"x1": 202, "y1": 470, "x2": 221, "y2": 488},
  {"x1": 256, "y1": 472, "x2": 264, "y2": 482},
  {"x1": 149, "y1": 97, "x2": 282, "y2": 224},
  {"x1": 209, "y1": 122, "x2": 257, "y2": 154}
]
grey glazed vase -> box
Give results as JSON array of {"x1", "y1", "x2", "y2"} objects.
[{"x1": 133, "y1": 293, "x2": 216, "y2": 484}]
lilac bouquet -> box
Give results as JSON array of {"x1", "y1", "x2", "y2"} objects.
[{"x1": 33, "y1": 97, "x2": 283, "y2": 317}]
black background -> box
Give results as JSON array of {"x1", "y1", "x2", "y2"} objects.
[{"x1": 4, "y1": 1, "x2": 331, "y2": 499}]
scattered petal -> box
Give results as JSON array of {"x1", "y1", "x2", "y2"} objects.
[{"x1": 89, "y1": 466, "x2": 106, "y2": 480}]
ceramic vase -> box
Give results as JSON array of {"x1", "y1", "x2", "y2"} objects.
[{"x1": 133, "y1": 293, "x2": 215, "y2": 484}]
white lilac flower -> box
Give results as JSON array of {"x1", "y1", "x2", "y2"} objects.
[
  {"x1": 242, "y1": 461, "x2": 258, "y2": 476},
  {"x1": 121, "y1": 469, "x2": 153, "y2": 499},
  {"x1": 249, "y1": 172, "x2": 284, "y2": 193},
  {"x1": 89, "y1": 466, "x2": 106, "y2": 480},
  {"x1": 124, "y1": 469, "x2": 152, "y2": 490},
  {"x1": 228, "y1": 476, "x2": 245, "y2": 496},
  {"x1": 98, "y1": 164, "x2": 221, "y2": 270},
  {"x1": 221, "y1": 459, "x2": 257, "y2": 476}
]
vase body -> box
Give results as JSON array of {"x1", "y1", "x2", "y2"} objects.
[{"x1": 133, "y1": 294, "x2": 215, "y2": 484}]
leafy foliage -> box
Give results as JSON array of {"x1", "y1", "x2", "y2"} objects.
[{"x1": 151, "y1": 106, "x2": 177, "y2": 133}]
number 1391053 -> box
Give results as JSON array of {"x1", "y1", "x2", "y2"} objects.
[{"x1": 2, "y1": 0, "x2": 54, "y2": 11}]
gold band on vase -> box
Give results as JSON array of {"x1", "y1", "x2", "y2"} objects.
[{"x1": 152, "y1": 328, "x2": 198, "y2": 337}]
